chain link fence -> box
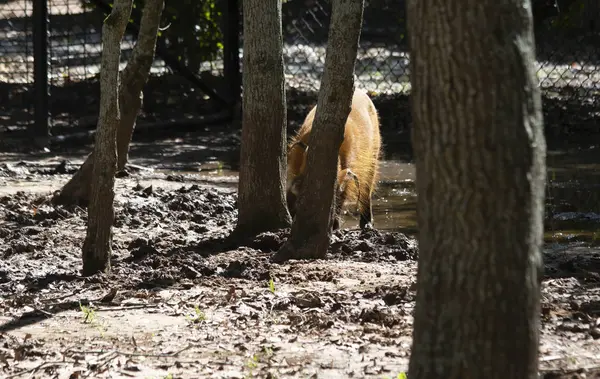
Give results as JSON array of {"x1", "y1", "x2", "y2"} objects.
[
  {"x1": 0, "y1": 0, "x2": 228, "y2": 144},
  {"x1": 281, "y1": 0, "x2": 600, "y2": 145},
  {"x1": 284, "y1": 0, "x2": 600, "y2": 96},
  {"x1": 282, "y1": 0, "x2": 408, "y2": 94},
  {"x1": 0, "y1": 0, "x2": 598, "y2": 146},
  {"x1": 0, "y1": 0, "x2": 33, "y2": 132}
]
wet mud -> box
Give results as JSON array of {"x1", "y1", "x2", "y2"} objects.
[
  {"x1": 0, "y1": 161, "x2": 599, "y2": 378},
  {"x1": 0, "y1": 184, "x2": 418, "y2": 289}
]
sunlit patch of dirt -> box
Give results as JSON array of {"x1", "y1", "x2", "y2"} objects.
[{"x1": 0, "y1": 169, "x2": 599, "y2": 378}]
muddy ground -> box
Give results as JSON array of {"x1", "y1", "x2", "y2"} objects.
[{"x1": 1, "y1": 153, "x2": 600, "y2": 379}]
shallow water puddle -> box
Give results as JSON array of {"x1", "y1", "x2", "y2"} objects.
[{"x1": 1, "y1": 146, "x2": 599, "y2": 242}]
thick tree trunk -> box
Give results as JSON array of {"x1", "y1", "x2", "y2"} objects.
[
  {"x1": 81, "y1": 0, "x2": 132, "y2": 276},
  {"x1": 272, "y1": 0, "x2": 364, "y2": 262},
  {"x1": 231, "y1": 0, "x2": 292, "y2": 239},
  {"x1": 406, "y1": 0, "x2": 546, "y2": 378},
  {"x1": 52, "y1": 0, "x2": 164, "y2": 207}
]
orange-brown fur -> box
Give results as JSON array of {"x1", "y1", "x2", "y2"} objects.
[{"x1": 286, "y1": 89, "x2": 382, "y2": 229}]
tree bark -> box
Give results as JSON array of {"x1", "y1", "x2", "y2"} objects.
[
  {"x1": 52, "y1": 0, "x2": 164, "y2": 207},
  {"x1": 272, "y1": 0, "x2": 365, "y2": 262},
  {"x1": 406, "y1": 0, "x2": 546, "y2": 378},
  {"x1": 231, "y1": 0, "x2": 292, "y2": 240},
  {"x1": 81, "y1": 0, "x2": 132, "y2": 276},
  {"x1": 116, "y1": 0, "x2": 164, "y2": 170}
]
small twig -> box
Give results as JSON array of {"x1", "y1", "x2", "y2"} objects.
[
  {"x1": 158, "y1": 22, "x2": 171, "y2": 31},
  {"x1": 95, "y1": 304, "x2": 160, "y2": 312},
  {"x1": 539, "y1": 355, "x2": 564, "y2": 362},
  {"x1": 42, "y1": 288, "x2": 83, "y2": 303},
  {"x1": 32, "y1": 307, "x2": 54, "y2": 317},
  {"x1": 6, "y1": 361, "x2": 71, "y2": 379},
  {"x1": 121, "y1": 343, "x2": 194, "y2": 358},
  {"x1": 117, "y1": 371, "x2": 136, "y2": 377},
  {"x1": 65, "y1": 344, "x2": 194, "y2": 359},
  {"x1": 82, "y1": 351, "x2": 119, "y2": 379}
]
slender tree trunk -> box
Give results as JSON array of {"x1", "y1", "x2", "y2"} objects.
[
  {"x1": 81, "y1": 0, "x2": 132, "y2": 276},
  {"x1": 231, "y1": 0, "x2": 292, "y2": 240},
  {"x1": 406, "y1": 0, "x2": 546, "y2": 378},
  {"x1": 116, "y1": 0, "x2": 164, "y2": 170},
  {"x1": 52, "y1": 0, "x2": 164, "y2": 207},
  {"x1": 272, "y1": 0, "x2": 365, "y2": 262}
]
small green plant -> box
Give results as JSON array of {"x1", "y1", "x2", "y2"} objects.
[
  {"x1": 244, "y1": 347, "x2": 277, "y2": 378},
  {"x1": 216, "y1": 161, "x2": 224, "y2": 173},
  {"x1": 242, "y1": 346, "x2": 277, "y2": 378},
  {"x1": 79, "y1": 302, "x2": 97, "y2": 324},
  {"x1": 79, "y1": 302, "x2": 107, "y2": 336},
  {"x1": 163, "y1": 374, "x2": 174, "y2": 379},
  {"x1": 263, "y1": 346, "x2": 273, "y2": 357},
  {"x1": 383, "y1": 373, "x2": 408, "y2": 379},
  {"x1": 247, "y1": 354, "x2": 259, "y2": 369},
  {"x1": 268, "y1": 278, "x2": 276, "y2": 294},
  {"x1": 187, "y1": 305, "x2": 207, "y2": 324},
  {"x1": 243, "y1": 354, "x2": 259, "y2": 378}
]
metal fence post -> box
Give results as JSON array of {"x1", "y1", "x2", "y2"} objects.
[
  {"x1": 223, "y1": 0, "x2": 241, "y2": 109},
  {"x1": 32, "y1": 0, "x2": 50, "y2": 148}
]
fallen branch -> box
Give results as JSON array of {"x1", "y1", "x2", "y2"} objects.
[
  {"x1": 82, "y1": 351, "x2": 119, "y2": 379},
  {"x1": 95, "y1": 304, "x2": 160, "y2": 312},
  {"x1": 6, "y1": 361, "x2": 72, "y2": 379},
  {"x1": 42, "y1": 288, "x2": 84, "y2": 303},
  {"x1": 64, "y1": 344, "x2": 194, "y2": 359}
]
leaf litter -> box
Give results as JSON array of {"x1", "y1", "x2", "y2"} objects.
[{"x1": 0, "y1": 165, "x2": 599, "y2": 378}]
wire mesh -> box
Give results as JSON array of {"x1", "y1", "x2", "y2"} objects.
[
  {"x1": 48, "y1": 0, "x2": 113, "y2": 129},
  {"x1": 537, "y1": 38, "x2": 600, "y2": 98},
  {"x1": 281, "y1": 0, "x2": 600, "y2": 100},
  {"x1": 46, "y1": 0, "x2": 208, "y2": 131},
  {"x1": 0, "y1": 0, "x2": 34, "y2": 132},
  {"x1": 0, "y1": 0, "x2": 226, "y2": 136},
  {"x1": 0, "y1": 0, "x2": 33, "y2": 84},
  {"x1": 0, "y1": 0, "x2": 599, "y2": 137},
  {"x1": 281, "y1": 0, "x2": 409, "y2": 94}
]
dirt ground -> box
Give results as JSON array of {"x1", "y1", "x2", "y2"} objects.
[{"x1": 1, "y1": 154, "x2": 600, "y2": 379}]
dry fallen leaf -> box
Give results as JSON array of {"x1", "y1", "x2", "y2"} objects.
[{"x1": 226, "y1": 285, "x2": 237, "y2": 302}]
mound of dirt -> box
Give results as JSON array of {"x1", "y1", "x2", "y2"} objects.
[
  {"x1": 0, "y1": 184, "x2": 418, "y2": 299},
  {"x1": 1, "y1": 182, "x2": 599, "y2": 378}
]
